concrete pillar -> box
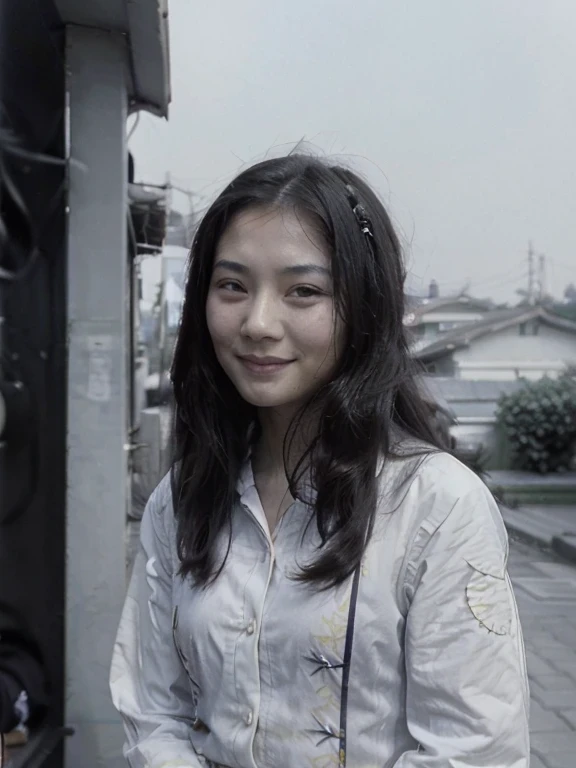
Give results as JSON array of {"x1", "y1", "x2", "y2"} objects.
[{"x1": 65, "y1": 25, "x2": 129, "y2": 768}]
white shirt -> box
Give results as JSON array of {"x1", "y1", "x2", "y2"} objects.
[{"x1": 110, "y1": 450, "x2": 530, "y2": 768}]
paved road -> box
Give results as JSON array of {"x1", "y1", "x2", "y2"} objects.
[{"x1": 508, "y1": 535, "x2": 576, "y2": 768}]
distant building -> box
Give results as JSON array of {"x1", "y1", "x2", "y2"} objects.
[
  {"x1": 416, "y1": 305, "x2": 576, "y2": 380},
  {"x1": 165, "y1": 208, "x2": 192, "y2": 247},
  {"x1": 404, "y1": 292, "x2": 494, "y2": 352}
]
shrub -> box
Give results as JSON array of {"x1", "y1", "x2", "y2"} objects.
[{"x1": 496, "y1": 375, "x2": 576, "y2": 474}]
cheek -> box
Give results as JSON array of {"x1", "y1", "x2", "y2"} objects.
[
  {"x1": 206, "y1": 296, "x2": 236, "y2": 347},
  {"x1": 294, "y1": 308, "x2": 341, "y2": 358}
]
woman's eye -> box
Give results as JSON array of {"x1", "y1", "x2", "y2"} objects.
[
  {"x1": 218, "y1": 280, "x2": 245, "y2": 293},
  {"x1": 290, "y1": 286, "x2": 322, "y2": 299}
]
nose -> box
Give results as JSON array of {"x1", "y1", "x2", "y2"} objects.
[{"x1": 240, "y1": 292, "x2": 283, "y2": 341}]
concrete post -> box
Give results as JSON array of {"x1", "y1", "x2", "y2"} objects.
[{"x1": 65, "y1": 25, "x2": 129, "y2": 768}]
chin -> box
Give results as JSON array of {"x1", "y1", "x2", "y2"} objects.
[
  {"x1": 235, "y1": 384, "x2": 299, "y2": 410},
  {"x1": 240, "y1": 392, "x2": 295, "y2": 409}
]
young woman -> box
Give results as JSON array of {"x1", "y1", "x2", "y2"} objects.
[{"x1": 110, "y1": 155, "x2": 530, "y2": 768}]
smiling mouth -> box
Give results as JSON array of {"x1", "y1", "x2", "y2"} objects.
[{"x1": 237, "y1": 355, "x2": 294, "y2": 375}]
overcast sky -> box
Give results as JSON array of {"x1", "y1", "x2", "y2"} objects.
[{"x1": 131, "y1": 0, "x2": 575, "y2": 304}]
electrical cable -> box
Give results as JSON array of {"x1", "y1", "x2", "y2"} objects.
[
  {"x1": 549, "y1": 258, "x2": 574, "y2": 274},
  {"x1": 469, "y1": 271, "x2": 529, "y2": 291},
  {"x1": 0, "y1": 131, "x2": 63, "y2": 525},
  {"x1": 438, "y1": 259, "x2": 526, "y2": 292},
  {"x1": 127, "y1": 112, "x2": 140, "y2": 141},
  {"x1": 0, "y1": 150, "x2": 36, "y2": 282},
  {"x1": 0, "y1": 148, "x2": 66, "y2": 282},
  {"x1": 0, "y1": 247, "x2": 39, "y2": 282}
]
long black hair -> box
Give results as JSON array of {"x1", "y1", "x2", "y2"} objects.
[{"x1": 171, "y1": 155, "x2": 444, "y2": 588}]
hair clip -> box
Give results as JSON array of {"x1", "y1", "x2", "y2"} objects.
[{"x1": 345, "y1": 184, "x2": 374, "y2": 239}]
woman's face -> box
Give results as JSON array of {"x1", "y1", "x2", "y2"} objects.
[{"x1": 206, "y1": 206, "x2": 343, "y2": 414}]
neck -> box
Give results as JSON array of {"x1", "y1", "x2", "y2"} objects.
[{"x1": 254, "y1": 406, "x2": 314, "y2": 477}]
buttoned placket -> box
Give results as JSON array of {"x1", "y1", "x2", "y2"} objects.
[
  {"x1": 236, "y1": 478, "x2": 279, "y2": 768},
  {"x1": 230, "y1": 455, "x2": 383, "y2": 766}
]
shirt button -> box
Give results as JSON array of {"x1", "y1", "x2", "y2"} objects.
[
  {"x1": 246, "y1": 619, "x2": 256, "y2": 635},
  {"x1": 245, "y1": 710, "x2": 253, "y2": 726}
]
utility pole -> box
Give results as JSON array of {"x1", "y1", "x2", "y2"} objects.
[
  {"x1": 527, "y1": 241, "x2": 535, "y2": 305},
  {"x1": 169, "y1": 182, "x2": 196, "y2": 243},
  {"x1": 537, "y1": 253, "x2": 546, "y2": 304},
  {"x1": 165, "y1": 170, "x2": 173, "y2": 225}
]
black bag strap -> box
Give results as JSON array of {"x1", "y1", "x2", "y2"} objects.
[{"x1": 338, "y1": 563, "x2": 361, "y2": 768}]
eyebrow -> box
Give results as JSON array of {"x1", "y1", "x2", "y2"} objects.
[
  {"x1": 213, "y1": 259, "x2": 331, "y2": 277},
  {"x1": 282, "y1": 264, "x2": 331, "y2": 277},
  {"x1": 213, "y1": 259, "x2": 248, "y2": 273}
]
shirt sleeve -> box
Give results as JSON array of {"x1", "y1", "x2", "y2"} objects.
[
  {"x1": 395, "y1": 484, "x2": 530, "y2": 767},
  {"x1": 109, "y1": 477, "x2": 206, "y2": 768}
]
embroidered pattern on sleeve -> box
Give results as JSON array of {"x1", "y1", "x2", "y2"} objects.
[{"x1": 465, "y1": 559, "x2": 512, "y2": 636}]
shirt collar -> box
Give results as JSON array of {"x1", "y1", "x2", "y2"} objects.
[{"x1": 236, "y1": 452, "x2": 386, "y2": 503}]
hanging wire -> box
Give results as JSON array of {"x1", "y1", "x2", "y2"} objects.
[
  {"x1": 0, "y1": 126, "x2": 64, "y2": 525},
  {"x1": 127, "y1": 111, "x2": 141, "y2": 141},
  {"x1": 549, "y1": 258, "x2": 575, "y2": 274},
  {"x1": 0, "y1": 128, "x2": 67, "y2": 283},
  {"x1": 437, "y1": 259, "x2": 527, "y2": 293}
]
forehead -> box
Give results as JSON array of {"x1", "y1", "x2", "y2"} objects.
[{"x1": 216, "y1": 206, "x2": 329, "y2": 267}]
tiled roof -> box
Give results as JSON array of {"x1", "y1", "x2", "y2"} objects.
[
  {"x1": 421, "y1": 376, "x2": 525, "y2": 420},
  {"x1": 415, "y1": 306, "x2": 576, "y2": 362},
  {"x1": 405, "y1": 293, "x2": 494, "y2": 320}
]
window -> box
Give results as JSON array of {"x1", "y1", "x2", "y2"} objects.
[{"x1": 519, "y1": 321, "x2": 539, "y2": 336}]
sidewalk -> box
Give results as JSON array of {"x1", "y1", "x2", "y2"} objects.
[
  {"x1": 502, "y1": 505, "x2": 576, "y2": 563},
  {"x1": 485, "y1": 469, "x2": 576, "y2": 563},
  {"x1": 508, "y1": 535, "x2": 576, "y2": 768}
]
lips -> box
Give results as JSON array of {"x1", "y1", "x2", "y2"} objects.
[{"x1": 237, "y1": 354, "x2": 294, "y2": 375}]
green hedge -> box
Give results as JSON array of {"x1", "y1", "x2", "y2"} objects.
[{"x1": 496, "y1": 375, "x2": 576, "y2": 474}]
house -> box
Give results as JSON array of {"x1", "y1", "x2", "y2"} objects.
[
  {"x1": 405, "y1": 292, "x2": 494, "y2": 352},
  {"x1": 421, "y1": 377, "x2": 525, "y2": 466},
  {"x1": 416, "y1": 306, "x2": 576, "y2": 380}
]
